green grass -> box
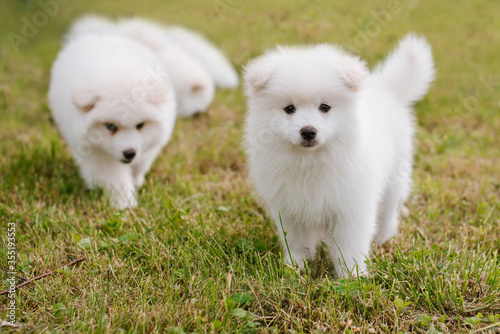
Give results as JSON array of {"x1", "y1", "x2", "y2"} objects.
[{"x1": 1, "y1": 0, "x2": 499, "y2": 332}]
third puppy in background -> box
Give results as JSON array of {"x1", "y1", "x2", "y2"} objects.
[{"x1": 243, "y1": 34, "x2": 434, "y2": 277}]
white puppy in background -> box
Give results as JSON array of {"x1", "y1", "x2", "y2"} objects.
[
  {"x1": 49, "y1": 34, "x2": 176, "y2": 209},
  {"x1": 65, "y1": 15, "x2": 216, "y2": 118},
  {"x1": 243, "y1": 34, "x2": 434, "y2": 277},
  {"x1": 166, "y1": 26, "x2": 239, "y2": 88},
  {"x1": 116, "y1": 18, "x2": 216, "y2": 118}
]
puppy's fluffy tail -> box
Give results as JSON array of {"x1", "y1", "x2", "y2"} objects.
[{"x1": 372, "y1": 33, "x2": 435, "y2": 104}]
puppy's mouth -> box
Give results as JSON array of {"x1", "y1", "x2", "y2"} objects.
[
  {"x1": 300, "y1": 140, "x2": 318, "y2": 148},
  {"x1": 121, "y1": 159, "x2": 133, "y2": 164}
]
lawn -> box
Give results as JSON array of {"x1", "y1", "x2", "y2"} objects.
[{"x1": 0, "y1": 0, "x2": 499, "y2": 333}]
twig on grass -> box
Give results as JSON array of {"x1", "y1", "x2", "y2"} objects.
[
  {"x1": 0, "y1": 256, "x2": 85, "y2": 295},
  {"x1": 0, "y1": 264, "x2": 28, "y2": 282}
]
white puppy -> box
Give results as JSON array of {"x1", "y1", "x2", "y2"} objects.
[
  {"x1": 65, "y1": 15, "x2": 215, "y2": 118},
  {"x1": 49, "y1": 34, "x2": 176, "y2": 209},
  {"x1": 116, "y1": 18, "x2": 216, "y2": 117},
  {"x1": 243, "y1": 34, "x2": 434, "y2": 276},
  {"x1": 166, "y1": 26, "x2": 239, "y2": 88}
]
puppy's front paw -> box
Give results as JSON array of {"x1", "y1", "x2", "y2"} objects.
[
  {"x1": 374, "y1": 220, "x2": 399, "y2": 246},
  {"x1": 107, "y1": 185, "x2": 137, "y2": 210},
  {"x1": 373, "y1": 232, "x2": 396, "y2": 246},
  {"x1": 111, "y1": 195, "x2": 137, "y2": 210},
  {"x1": 283, "y1": 250, "x2": 311, "y2": 269},
  {"x1": 334, "y1": 260, "x2": 369, "y2": 278}
]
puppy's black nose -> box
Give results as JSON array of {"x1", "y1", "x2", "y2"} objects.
[
  {"x1": 300, "y1": 126, "x2": 317, "y2": 141},
  {"x1": 123, "y1": 149, "x2": 136, "y2": 160}
]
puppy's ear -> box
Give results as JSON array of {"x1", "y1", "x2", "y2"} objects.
[
  {"x1": 338, "y1": 55, "x2": 368, "y2": 92},
  {"x1": 72, "y1": 86, "x2": 99, "y2": 112},
  {"x1": 148, "y1": 78, "x2": 170, "y2": 105},
  {"x1": 243, "y1": 53, "x2": 279, "y2": 97}
]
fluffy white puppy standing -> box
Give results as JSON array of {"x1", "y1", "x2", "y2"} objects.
[
  {"x1": 243, "y1": 34, "x2": 434, "y2": 277},
  {"x1": 49, "y1": 34, "x2": 176, "y2": 209},
  {"x1": 65, "y1": 15, "x2": 215, "y2": 118}
]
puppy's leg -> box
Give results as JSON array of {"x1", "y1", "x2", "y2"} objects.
[
  {"x1": 374, "y1": 172, "x2": 412, "y2": 245},
  {"x1": 105, "y1": 172, "x2": 137, "y2": 209},
  {"x1": 132, "y1": 146, "x2": 162, "y2": 189},
  {"x1": 79, "y1": 158, "x2": 137, "y2": 209},
  {"x1": 326, "y1": 206, "x2": 377, "y2": 277},
  {"x1": 272, "y1": 212, "x2": 321, "y2": 268},
  {"x1": 77, "y1": 158, "x2": 100, "y2": 190}
]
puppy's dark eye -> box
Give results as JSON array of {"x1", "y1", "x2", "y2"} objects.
[
  {"x1": 136, "y1": 122, "x2": 145, "y2": 130},
  {"x1": 319, "y1": 104, "x2": 331, "y2": 113},
  {"x1": 105, "y1": 123, "x2": 118, "y2": 133},
  {"x1": 284, "y1": 104, "x2": 296, "y2": 114}
]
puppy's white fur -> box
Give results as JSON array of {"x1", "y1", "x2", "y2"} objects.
[
  {"x1": 63, "y1": 14, "x2": 117, "y2": 42},
  {"x1": 166, "y1": 26, "x2": 239, "y2": 88},
  {"x1": 49, "y1": 34, "x2": 176, "y2": 209},
  {"x1": 66, "y1": 15, "x2": 215, "y2": 118},
  {"x1": 244, "y1": 34, "x2": 434, "y2": 276}
]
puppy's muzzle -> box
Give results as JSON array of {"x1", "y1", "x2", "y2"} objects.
[{"x1": 121, "y1": 149, "x2": 136, "y2": 163}]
